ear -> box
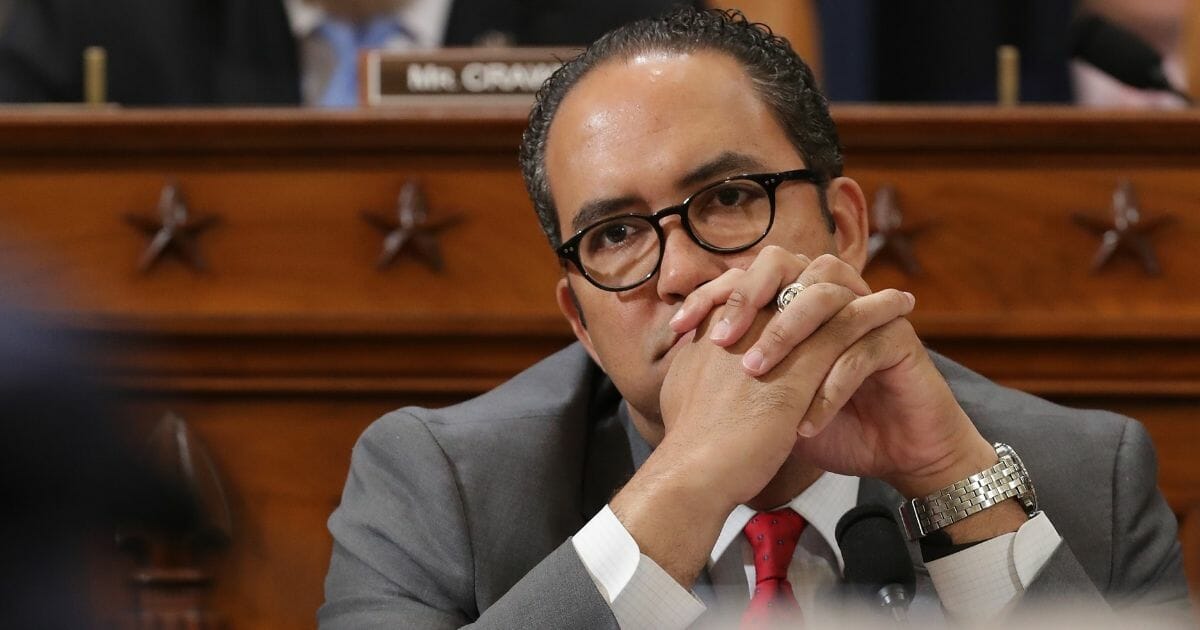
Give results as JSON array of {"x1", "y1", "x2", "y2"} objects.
[
  {"x1": 826, "y1": 176, "x2": 870, "y2": 272},
  {"x1": 555, "y1": 277, "x2": 603, "y2": 368}
]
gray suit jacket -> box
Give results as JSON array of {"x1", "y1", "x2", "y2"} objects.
[{"x1": 320, "y1": 343, "x2": 1191, "y2": 628}]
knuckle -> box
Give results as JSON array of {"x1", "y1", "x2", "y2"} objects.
[
  {"x1": 780, "y1": 303, "x2": 808, "y2": 326},
  {"x1": 839, "y1": 299, "x2": 862, "y2": 322},
  {"x1": 760, "y1": 245, "x2": 788, "y2": 261},
  {"x1": 821, "y1": 310, "x2": 853, "y2": 341},
  {"x1": 861, "y1": 327, "x2": 889, "y2": 355},
  {"x1": 808, "y1": 253, "x2": 837, "y2": 274},
  {"x1": 810, "y1": 282, "x2": 855, "y2": 309},
  {"x1": 765, "y1": 322, "x2": 791, "y2": 348},
  {"x1": 806, "y1": 282, "x2": 837, "y2": 303},
  {"x1": 814, "y1": 388, "x2": 839, "y2": 412},
  {"x1": 726, "y1": 288, "x2": 749, "y2": 309},
  {"x1": 842, "y1": 345, "x2": 870, "y2": 374},
  {"x1": 835, "y1": 284, "x2": 857, "y2": 303},
  {"x1": 829, "y1": 300, "x2": 868, "y2": 339},
  {"x1": 820, "y1": 252, "x2": 851, "y2": 272}
]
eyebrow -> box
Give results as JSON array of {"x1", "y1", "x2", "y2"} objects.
[
  {"x1": 570, "y1": 194, "x2": 642, "y2": 234},
  {"x1": 676, "y1": 151, "x2": 766, "y2": 190},
  {"x1": 567, "y1": 151, "x2": 768, "y2": 234}
]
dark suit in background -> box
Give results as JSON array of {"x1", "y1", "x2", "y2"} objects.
[
  {"x1": 817, "y1": 0, "x2": 1076, "y2": 103},
  {"x1": 0, "y1": 0, "x2": 300, "y2": 104},
  {"x1": 0, "y1": 0, "x2": 13, "y2": 31},
  {"x1": 0, "y1": 0, "x2": 698, "y2": 105}
]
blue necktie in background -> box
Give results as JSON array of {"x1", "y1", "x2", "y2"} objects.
[{"x1": 317, "y1": 15, "x2": 409, "y2": 108}]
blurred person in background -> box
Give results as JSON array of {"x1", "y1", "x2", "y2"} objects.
[
  {"x1": 815, "y1": 0, "x2": 1191, "y2": 107},
  {"x1": 0, "y1": 302, "x2": 116, "y2": 628},
  {"x1": 0, "y1": 265, "x2": 193, "y2": 627},
  {"x1": 1072, "y1": 0, "x2": 1191, "y2": 108},
  {"x1": 0, "y1": 0, "x2": 698, "y2": 106},
  {"x1": 816, "y1": 0, "x2": 1077, "y2": 103}
]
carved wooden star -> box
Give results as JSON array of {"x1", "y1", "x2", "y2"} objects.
[
  {"x1": 1072, "y1": 180, "x2": 1173, "y2": 276},
  {"x1": 124, "y1": 182, "x2": 219, "y2": 273},
  {"x1": 865, "y1": 185, "x2": 929, "y2": 276},
  {"x1": 362, "y1": 180, "x2": 462, "y2": 271}
]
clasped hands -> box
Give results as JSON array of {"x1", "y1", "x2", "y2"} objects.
[{"x1": 658, "y1": 247, "x2": 998, "y2": 509}]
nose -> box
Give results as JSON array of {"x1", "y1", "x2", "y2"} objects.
[{"x1": 654, "y1": 220, "x2": 724, "y2": 304}]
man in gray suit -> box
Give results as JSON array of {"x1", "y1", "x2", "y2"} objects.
[{"x1": 321, "y1": 8, "x2": 1192, "y2": 628}]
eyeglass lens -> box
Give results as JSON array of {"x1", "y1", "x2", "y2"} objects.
[{"x1": 578, "y1": 178, "x2": 773, "y2": 289}]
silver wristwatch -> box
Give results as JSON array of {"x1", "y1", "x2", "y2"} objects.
[{"x1": 897, "y1": 442, "x2": 1038, "y2": 540}]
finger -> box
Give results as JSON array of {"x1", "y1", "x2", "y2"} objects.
[
  {"x1": 668, "y1": 268, "x2": 747, "y2": 334},
  {"x1": 709, "y1": 247, "x2": 811, "y2": 343},
  {"x1": 740, "y1": 282, "x2": 858, "y2": 373},
  {"x1": 797, "y1": 316, "x2": 914, "y2": 437},
  {"x1": 714, "y1": 252, "x2": 874, "y2": 347},
  {"x1": 745, "y1": 288, "x2": 915, "y2": 376},
  {"x1": 671, "y1": 251, "x2": 873, "y2": 344},
  {"x1": 669, "y1": 247, "x2": 809, "y2": 335},
  {"x1": 802, "y1": 253, "x2": 872, "y2": 297}
]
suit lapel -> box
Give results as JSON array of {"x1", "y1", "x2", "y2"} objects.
[{"x1": 579, "y1": 376, "x2": 637, "y2": 522}]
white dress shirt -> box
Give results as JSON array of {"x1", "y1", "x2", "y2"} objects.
[
  {"x1": 284, "y1": 0, "x2": 453, "y2": 104},
  {"x1": 573, "y1": 472, "x2": 1062, "y2": 629}
]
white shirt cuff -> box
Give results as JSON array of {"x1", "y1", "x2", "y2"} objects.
[
  {"x1": 925, "y1": 511, "x2": 1062, "y2": 619},
  {"x1": 571, "y1": 505, "x2": 707, "y2": 630}
]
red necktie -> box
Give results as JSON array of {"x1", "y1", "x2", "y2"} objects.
[{"x1": 741, "y1": 508, "x2": 806, "y2": 629}]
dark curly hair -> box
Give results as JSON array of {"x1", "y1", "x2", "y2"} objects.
[{"x1": 519, "y1": 7, "x2": 842, "y2": 249}]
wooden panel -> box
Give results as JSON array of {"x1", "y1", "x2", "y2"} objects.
[
  {"x1": 1185, "y1": 506, "x2": 1200, "y2": 607},
  {"x1": 857, "y1": 168, "x2": 1200, "y2": 337},
  {"x1": 116, "y1": 395, "x2": 409, "y2": 630},
  {"x1": 0, "y1": 168, "x2": 562, "y2": 330}
]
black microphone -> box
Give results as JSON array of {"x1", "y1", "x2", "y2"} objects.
[
  {"x1": 1069, "y1": 13, "x2": 1193, "y2": 104},
  {"x1": 836, "y1": 504, "x2": 916, "y2": 623}
]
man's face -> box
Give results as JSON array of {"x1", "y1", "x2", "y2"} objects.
[{"x1": 544, "y1": 50, "x2": 864, "y2": 437}]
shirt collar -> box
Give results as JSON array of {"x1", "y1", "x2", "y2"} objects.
[
  {"x1": 710, "y1": 472, "x2": 859, "y2": 572},
  {"x1": 284, "y1": 0, "x2": 452, "y2": 46}
]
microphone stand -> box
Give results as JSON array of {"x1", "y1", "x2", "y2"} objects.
[{"x1": 876, "y1": 583, "x2": 911, "y2": 624}]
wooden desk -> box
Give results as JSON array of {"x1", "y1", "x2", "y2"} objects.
[{"x1": 0, "y1": 106, "x2": 1196, "y2": 627}]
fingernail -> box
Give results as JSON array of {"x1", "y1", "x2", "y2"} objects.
[
  {"x1": 670, "y1": 308, "x2": 686, "y2": 325},
  {"x1": 742, "y1": 348, "x2": 764, "y2": 372},
  {"x1": 709, "y1": 319, "x2": 730, "y2": 341},
  {"x1": 903, "y1": 291, "x2": 916, "y2": 306},
  {"x1": 797, "y1": 421, "x2": 815, "y2": 437}
]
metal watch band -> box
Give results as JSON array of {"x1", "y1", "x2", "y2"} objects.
[{"x1": 898, "y1": 442, "x2": 1037, "y2": 540}]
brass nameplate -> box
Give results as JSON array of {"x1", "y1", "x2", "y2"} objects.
[{"x1": 362, "y1": 47, "x2": 577, "y2": 107}]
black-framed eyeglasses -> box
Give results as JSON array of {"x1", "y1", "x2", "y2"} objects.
[{"x1": 555, "y1": 169, "x2": 826, "y2": 292}]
